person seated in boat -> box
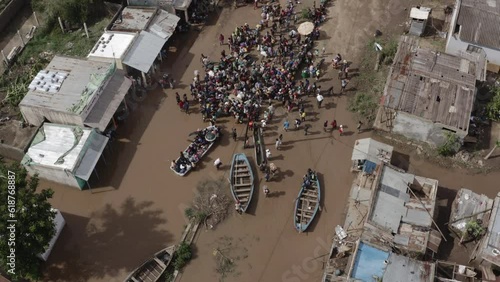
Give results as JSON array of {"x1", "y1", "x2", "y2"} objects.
[
  {"x1": 179, "y1": 164, "x2": 187, "y2": 174},
  {"x1": 259, "y1": 162, "x2": 267, "y2": 172},
  {"x1": 170, "y1": 160, "x2": 176, "y2": 170}
]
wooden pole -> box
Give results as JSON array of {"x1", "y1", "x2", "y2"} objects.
[
  {"x1": 406, "y1": 183, "x2": 447, "y2": 242},
  {"x1": 33, "y1": 12, "x2": 40, "y2": 26},
  {"x1": 17, "y1": 30, "x2": 25, "y2": 46},
  {"x1": 58, "y1": 17, "x2": 65, "y2": 33},
  {"x1": 446, "y1": 208, "x2": 493, "y2": 226},
  {"x1": 83, "y1": 22, "x2": 89, "y2": 38}
]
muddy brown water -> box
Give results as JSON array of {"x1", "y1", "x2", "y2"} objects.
[{"x1": 37, "y1": 0, "x2": 500, "y2": 281}]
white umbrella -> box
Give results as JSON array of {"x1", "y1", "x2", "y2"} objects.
[{"x1": 297, "y1": 22, "x2": 314, "y2": 35}]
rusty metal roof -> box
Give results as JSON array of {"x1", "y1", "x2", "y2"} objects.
[
  {"x1": 457, "y1": 0, "x2": 500, "y2": 50},
  {"x1": 383, "y1": 36, "x2": 481, "y2": 133}
]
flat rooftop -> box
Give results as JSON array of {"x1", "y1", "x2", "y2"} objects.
[
  {"x1": 88, "y1": 32, "x2": 136, "y2": 60},
  {"x1": 481, "y1": 193, "x2": 500, "y2": 266},
  {"x1": 110, "y1": 6, "x2": 156, "y2": 32},
  {"x1": 20, "y1": 56, "x2": 113, "y2": 114},
  {"x1": 383, "y1": 36, "x2": 480, "y2": 132},
  {"x1": 23, "y1": 124, "x2": 93, "y2": 171}
]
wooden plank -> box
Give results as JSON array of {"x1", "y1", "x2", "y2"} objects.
[
  {"x1": 235, "y1": 188, "x2": 252, "y2": 192},
  {"x1": 234, "y1": 183, "x2": 251, "y2": 187}
]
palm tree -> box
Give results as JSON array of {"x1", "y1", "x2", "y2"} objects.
[{"x1": 484, "y1": 140, "x2": 500, "y2": 160}]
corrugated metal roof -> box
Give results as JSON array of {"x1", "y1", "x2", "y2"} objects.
[
  {"x1": 147, "y1": 10, "x2": 180, "y2": 40},
  {"x1": 123, "y1": 31, "x2": 166, "y2": 73},
  {"x1": 83, "y1": 70, "x2": 132, "y2": 131},
  {"x1": 74, "y1": 132, "x2": 109, "y2": 181},
  {"x1": 403, "y1": 209, "x2": 432, "y2": 226},
  {"x1": 110, "y1": 7, "x2": 157, "y2": 32},
  {"x1": 24, "y1": 124, "x2": 92, "y2": 170},
  {"x1": 481, "y1": 193, "x2": 500, "y2": 266},
  {"x1": 450, "y1": 188, "x2": 493, "y2": 233},
  {"x1": 351, "y1": 138, "x2": 394, "y2": 164},
  {"x1": 20, "y1": 57, "x2": 113, "y2": 113},
  {"x1": 383, "y1": 36, "x2": 482, "y2": 132},
  {"x1": 457, "y1": 0, "x2": 500, "y2": 50},
  {"x1": 383, "y1": 253, "x2": 434, "y2": 281}
]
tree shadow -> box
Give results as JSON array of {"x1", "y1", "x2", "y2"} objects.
[{"x1": 43, "y1": 198, "x2": 172, "y2": 282}]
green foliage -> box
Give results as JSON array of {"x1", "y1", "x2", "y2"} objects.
[
  {"x1": 0, "y1": 163, "x2": 56, "y2": 281},
  {"x1": 486, "y1": 86, "x2": 500, "y2": 121},
  {"x1": 184, "y1": 207, "x2": 207, "y2": 224},
  {"x1": 437, "y1": 132, "x2": 461, "y2": 157},
  {"x1": 32, "y1": 0, "x2": 105, "y2": 28},
  {"x1": 1, "y1": 17, "x2": 109, "y2": 108},
  {"x1": 466, "y1": 220, "x2": 484, "y2": 239},
  {"x1": 381, "y1": 39, "x2": 398, "y2": 65},
  {"x1": 348, "y1": 92, "x2": 378, "y2": 122},
  {"x1": 173, "y1": 242, "x2": 193, "y2": 270}
]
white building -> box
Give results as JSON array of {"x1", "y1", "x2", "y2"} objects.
[
  {"x1": 21, "y1": 123, "x2": 108, "y2": 189},
  {"x1": 445, "y1": 0, "x2": 500, "y2": 73},
  {"x1": 19, "y1": 56, "x2": 132, "y2": 131}
]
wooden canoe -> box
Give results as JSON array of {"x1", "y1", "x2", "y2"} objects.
[
  {"x1": 124, "y1": 245, "x2": 176, "y2": 282},
  {"x1": 230, "y1": 153, "x2": 255, "y2": 213},
  {"x1": 294, "y1": 171, "x2": 321, "y2": 232},
  {"x1": 253, "y1": 127, "x2": 266, "y2": 166}
]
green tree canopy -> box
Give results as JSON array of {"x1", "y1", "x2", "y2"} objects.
[
  {"x1": 0, "y1": 163, "x2": 55, "y2": 281},
  {"x1": 486, "y1": 86, "x2": 500, "y2": 121}
]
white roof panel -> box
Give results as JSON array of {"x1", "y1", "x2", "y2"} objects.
[
  {"x1": 410, "y1": 7, "x2": 431, "y2": 20},
  {"x1": 88, "y1": 32, "x2": 136, "y2": 60},
  {"x1": 26, "y1": 124, "x2": 92, "y2": 170},
  {"x1": 123, "y1": 31, "x2": 166, "y2": 73}
]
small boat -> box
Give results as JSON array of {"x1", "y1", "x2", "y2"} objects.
[
  {"x1": 294, "y1": 170, "x2": 321, "y2": 232},
  {"x1": 230, "y1": 153, "x2": 255, "y2": 213},
  {"x1": 171, "y1": 126, "x2": 220, "y2": 176},
  {"x1": 253, "y1": 127, "x2": 266, "y2": 166},
  {"x1": 124, "y1": 245, "x2": 176, "y2": 282}
]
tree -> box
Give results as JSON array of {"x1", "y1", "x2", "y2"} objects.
[
  {"x1": 0, "y1": 163, "x2": 55, "y2": 281},
  {"x1": 172, "y1": 242, "x2": 192, "y2": 270},
  {"x1": 484, "y1": 140, "x2": 500, "y2": 160},
  {"x1": 486, "y1": 86, "x2": 500, "y2": 121}
]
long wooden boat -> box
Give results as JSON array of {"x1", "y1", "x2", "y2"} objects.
[
  {"x1": 294, "y1": 171, "x2": 321, "y2": 232},
  {"x1": 253, "y1": 127, "x2": 266, "y2": 166},
  {"x1": 124, "y1": 245, "x2": 176, "y2": 282},
  {"x1": 170, "y1": 126, "x2": 220, "y2": 176},
  {"x1": 230, "y1": 153, "x2": 255, "y2": 213}
]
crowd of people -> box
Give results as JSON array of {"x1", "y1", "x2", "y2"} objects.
[{"x1": 182, "y1": 1, "x2": 330, "y2": 127}]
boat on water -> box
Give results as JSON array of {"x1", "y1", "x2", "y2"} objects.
[
  {"x1": 230, "y1": 153, "x2": 255, "y2": 213},
  {"x1": 253, "y1": 127, "x2": 266, "y2": 166},
  {"x1": 124, "y1": 245, "x2": 176, "y2": 282},
  {"x1": 170, "y1": 126, "x2": 220, "y2": 176},
  {"x1": 294, "y1": 170, "x2": 321, "y2": 232}
]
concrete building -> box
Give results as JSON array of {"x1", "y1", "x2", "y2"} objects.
[
  {"x1": 89, "y1": 7, "x2": 179, "y2": 83},
  {"x1": 19, "y1": 56, "x2": 132, "y2": 131},
  {"x1": 376, "y1": 36, "x2": 486, "y2": 146},
  {"x1": 21, "y1": 123, "x2": 109, "y2": 189},
  {"x1": 445, "y1": 0, "x2": 500, "y2": 73},
  {"x1": 87, "y1": 31, "x2": 137, "y2": 70},
  {"x1": 470, "y1": 192, "x2": 500, "y2": 280},
  {"x1": 361, "y1": 164, "x2": 441, "y2": 255},
  {"x1": 127, "y1": 0, "x2": 194, "y2": 23}
]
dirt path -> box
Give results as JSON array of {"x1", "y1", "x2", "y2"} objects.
[{"x1": 37, "y1": 0, "x2": 500, "y2": 281}]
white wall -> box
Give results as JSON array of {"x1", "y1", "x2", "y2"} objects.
[
  {"x1": 446, "y1": 36, "x2": 500, "y2": 69},
  {"x1": 24, "y1": 164, "x2": 80, "y2": 188},
  {"x1": 20, "y1": 105, "x2": 83, "y2": 128}
]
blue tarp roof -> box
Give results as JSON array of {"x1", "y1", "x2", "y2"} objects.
[{"x1": 351, "y1": 243, "x2": 389, "y2": 281}]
